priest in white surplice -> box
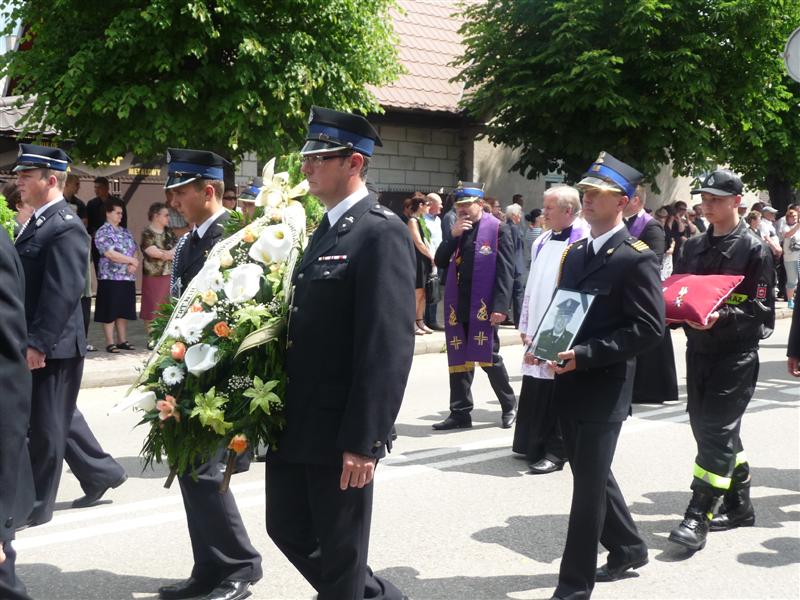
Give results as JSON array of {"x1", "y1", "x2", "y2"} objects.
[{"x1": 515, "y1": 186, "x2": 588, "y2": 474}]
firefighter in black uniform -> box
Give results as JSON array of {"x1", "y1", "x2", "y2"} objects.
[
  {"x1": 13, "y1": 144, "x2": 91, "y2": 527},
  {"x1": 157, "y1": 149, "x2": 262, "y2": 600},
  {"x1": 0, "y1": 226, "x2": 35, "y2": 600},
  {"x1": 545, "y1": 152, "x2": 664, "y2": 600},
  {"x1": 668, "y1": 169, "x2": 774, "y2": 551},
  {"x1": 265, "y1": 107, "x2": 416, "y2": 600}
]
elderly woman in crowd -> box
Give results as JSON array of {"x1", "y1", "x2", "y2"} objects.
[
  {"x1": 407, "y1": 194, "x2": 435, "y2": 335},
  {"x1": 745, "y1": 210, "x2": 762, "y2": 236},
  {"x1": 140, "y1": 202, "x2": 176, "y2": 336},
  {"x1": 782, "y1": 208, "x2": 800, "y2": 308},
  {"x1": 94, "y1": 198, "x2": 138, "y2": 353}
]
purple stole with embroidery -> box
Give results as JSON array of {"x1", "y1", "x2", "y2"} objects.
[
  {"x1": 627, "y1": 211, "x2": 654, "y2": 239},
  {"x1": 444, "y1": 214, "x2": 500, "y2": 373}
]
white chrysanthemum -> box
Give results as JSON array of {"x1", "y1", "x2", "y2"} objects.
[
  {"x1": 162, "y1": 365, "x2": 185, "y2": 385},
  {"x1": 248, "y1": 223, "x2": 293, "y2": 265},
  {"x1": 223, "y1": 263, "x2": 263, "y2": 303},
  {"x1": 177, "y1": 310, "x2": 217, "y2": 342},
  {"x1": 184, "y1": 343, "x2": 220, "y2": 376},
  {"x1": 196, "y1": 258, "x2": 224, "y2": 292}
]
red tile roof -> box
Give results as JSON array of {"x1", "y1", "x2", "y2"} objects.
[{"x1": 371, "y1": 0, "x2": 468, "y2": 114}]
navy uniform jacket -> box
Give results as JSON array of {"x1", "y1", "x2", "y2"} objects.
[
  {"x1": 434, "y1": 217, "x2": 514, "y2": 323},
  {"x1": 172, "y1": 211, "x2": 230, "y2": 296},
  {"x1": 554, "y1": 227, "x2": 665, "y2": 422},
  {"x1": 0, "y1": 232, "x2": 34, "y2": 539},
  {"x1": 674, "y1": 220, "x2": 774, "y2": 353},
  {"x1": 15, "y1": 199, "x2": 90, "y2": 358},
  {"x1": 276, "y1": 194, "x2": 416, "y2": 465}
]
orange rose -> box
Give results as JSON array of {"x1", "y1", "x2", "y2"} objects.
[
  {"x1": 242, "y1": 228, "x2": 256, "y2": 243},
  {"x1": 213, "y1": 321, "x2": 231, "y2": 338},
  {"x1": 189, "y1": 303, "x2": 204, "y2": 313},
  {"x1": 157, "y1": 395, "x2": 181, "y2": 422},
  {"x1": 170, "y1": 342, "x2": 186, "y2": 361},
  {"x1": 228, "y1": 434, "x2": 248, "y2": 454}
]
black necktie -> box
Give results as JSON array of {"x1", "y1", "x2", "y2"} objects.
[
  {"x1": 190, "y1": 230, "x2": 200, "y2": 246},
  {"x1": 309, "y1": 217, "x2": 330, "y2": 250},
  {"x1": 585, "y1": 242, "x2": 595, "y2": 265}
]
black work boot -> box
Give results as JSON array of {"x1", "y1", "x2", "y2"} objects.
[
  {"x1": 669, "y1": 489, "x2": 718, "y2": 551},
  {"x1": 709, "y1": 478, "x2": 755, "y2": 531}
]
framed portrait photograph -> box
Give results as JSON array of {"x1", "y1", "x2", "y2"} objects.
[{"x1": 527, "y1": 288, "x2": 596, "y2": 362}]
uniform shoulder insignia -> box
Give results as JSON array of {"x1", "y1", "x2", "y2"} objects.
[
  {"x1": 626, "y1": 239, "x2": 650, "y2": 252},
  {"x1": 58, "y1": 209, "x2": 74, "y2": 221},
  {"x1": 371, "y1": 204, "x2": 396, "y2": 219}
]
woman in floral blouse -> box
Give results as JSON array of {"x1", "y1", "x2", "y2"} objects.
[
  {"x1": 140, "y1": 202, "x2": 176, "y2": 336},
  {"x1": 94, "y1": 198, "x2": 138, "y2": 352}
]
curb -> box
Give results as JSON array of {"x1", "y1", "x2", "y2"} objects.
[{"x1": 79, "y1": 308, "x2": 794, "y2": 390}]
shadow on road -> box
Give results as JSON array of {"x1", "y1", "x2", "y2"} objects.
[
  {"x1": 377, "y1": 565, "x2": 558, "y2": 600},
  {"x1": 18, "y1": 564, "x2": 171, "y2": 599},
  {"x1": 738, "y1": 537, "x2": 800, "y2": 568}
]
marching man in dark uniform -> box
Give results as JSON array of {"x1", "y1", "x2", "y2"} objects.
[
  {"x1": 623, "y1": 185, "x2": 678, "y2": 404},
  {"x1": 432, "y1": 182, "x2": 517, "y2": 430},
  {"x1": 158, "y1": 149, "x2": 262, "y2": 600},
  {"x1": 265, "y1": 107, "x2": 416, "y2": 600},
  {"x1": 668, "y1": 170, "x2": 774, "y2": 551},
  {"x1": 0, "y1": 226, "x2": 35, "y2": 600},
  {"x1": 13, "y1": 144, "x2": 91, "y2": 526},
  {"x1": 542, "y1": 152, "x2": 664, "y2": 600}
]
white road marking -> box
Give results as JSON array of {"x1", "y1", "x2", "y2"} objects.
[{"x1": 16, "y1": 396, "x2": 797, "y2": 550}]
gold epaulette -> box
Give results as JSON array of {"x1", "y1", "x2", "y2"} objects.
[
  {"x1": 556, "y1": 241, "x2": 578, "y2": 286},
  {"x1": 627, "y1": 239, "x2": 650, "y2": 253}
]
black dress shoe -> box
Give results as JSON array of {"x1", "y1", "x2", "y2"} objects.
[
  {"x1": 595, "y1": 555, "x2": 649, "y2": 582},
  {"x1": 527, "y1": 457, "x2": 565, "y2": 475},
  {"x1": 501, "y1": 410, "x2": 516, "y2": 429},
  {"x1": 432, "y1": 415, "x2": 472, "y2": 430},
  {"x1": 72, "y1": 474, "x2": 128, "y2": 508},
  {"x1": 159, "y1": 577, "x2": 216, "y2": 599},
  {"x1": 203, "y1": 580, "x2": 252, "y2": 600}
]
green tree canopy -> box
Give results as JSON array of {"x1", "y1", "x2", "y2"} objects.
[
  {"x1": 1, "y1": 0, "x2": 400, "y2": 163},
  {"x1": 457, "y1": 0, "x2": 799, "y2": 203}
]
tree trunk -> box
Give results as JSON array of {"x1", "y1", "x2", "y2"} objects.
[{"x1": 765, "y1": 173, "x2": 796, "y2": 213}]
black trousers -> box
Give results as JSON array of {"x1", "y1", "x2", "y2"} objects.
[
  {"x1": 554, "y1": 418, "x2": 646, "y2": 600},
  {"x1": 65, "y1": 408, "x2": 126, "y2": 495},
  {"x1": 686, "y1": 349, "x2": 758, "y2": 493},
  {"x1": 29, "y1": 356, "x2": 83, "y2": 524},
  {"x1": 449, "y1": 326, "x2": 516, "y2": 415},
  {"x1": 0, "y1": 542, "x2": 32, "y2": 600},
  {"x1": 266, "y1": 460, "x2": 403, "y2": 600},
  {"x1": 177, "y1": 451, "x2": 262, "y2": 585},
  {"x1": 513, "y1": 376, "x2": 565, "y2": 462}
]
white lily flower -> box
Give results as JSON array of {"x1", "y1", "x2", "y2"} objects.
[
  {"x1": 162, "y1": 365, "x2": 185, "y2": 385},
  {"x1": 184, "y1": 343, "x2": 221, "y2": 376},
  {"x1": 110, "y1": 388, "x2": 157, "y2": 414},
  {"x1": 248, "y1": 224, "x2": 293, "y2": 265},
  {"x1": 223, "y1": 263, "x2": 263, "y2": 303},
  {"x1": 261, "y1": 157, "x2": 276, "y2": 182},
  {"x1": 273, "y1": 171, "x2": 289, "y2": 186},
  {"x1": 287, "y1": 180, "x2": 310, "y2": 198},
  {"x1": 264, "y1": 189, "x2": 284, "y2": 208}
]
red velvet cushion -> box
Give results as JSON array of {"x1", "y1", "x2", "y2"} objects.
[{"x1": 662, "y1": 273, "x2": 745, "y2": 325}]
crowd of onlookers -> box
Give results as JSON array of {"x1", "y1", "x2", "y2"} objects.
[
  {"x1": 395, "y1": 188, "x2": 800, "y2": 331},
  {"x1": 5, "y1": 176, "x2": 798, "y2": 349}
]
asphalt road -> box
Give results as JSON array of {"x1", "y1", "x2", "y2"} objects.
[{"x1": 15, "y1": 322, "x2": 800, "y2": 600}]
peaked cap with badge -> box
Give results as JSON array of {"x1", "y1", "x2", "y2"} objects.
[
  {"x1": 164, "y1": 148, "x2": 231, "y2": 189},
  {"x1": 14, "y1": 143, "x2": 72, "y2": 172},
  {"x1": 690, "y1": 169, "x2": 743, "y2": 197},
  {"x1": 576, "y1": 151, "x2": 643, "y2": 199},
  {"x1": 453, "y1": 181, "x2": 485, "y2": 203},
  {"x1": 300, "y1": 106, "x2": 382, "y2": 156}
]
